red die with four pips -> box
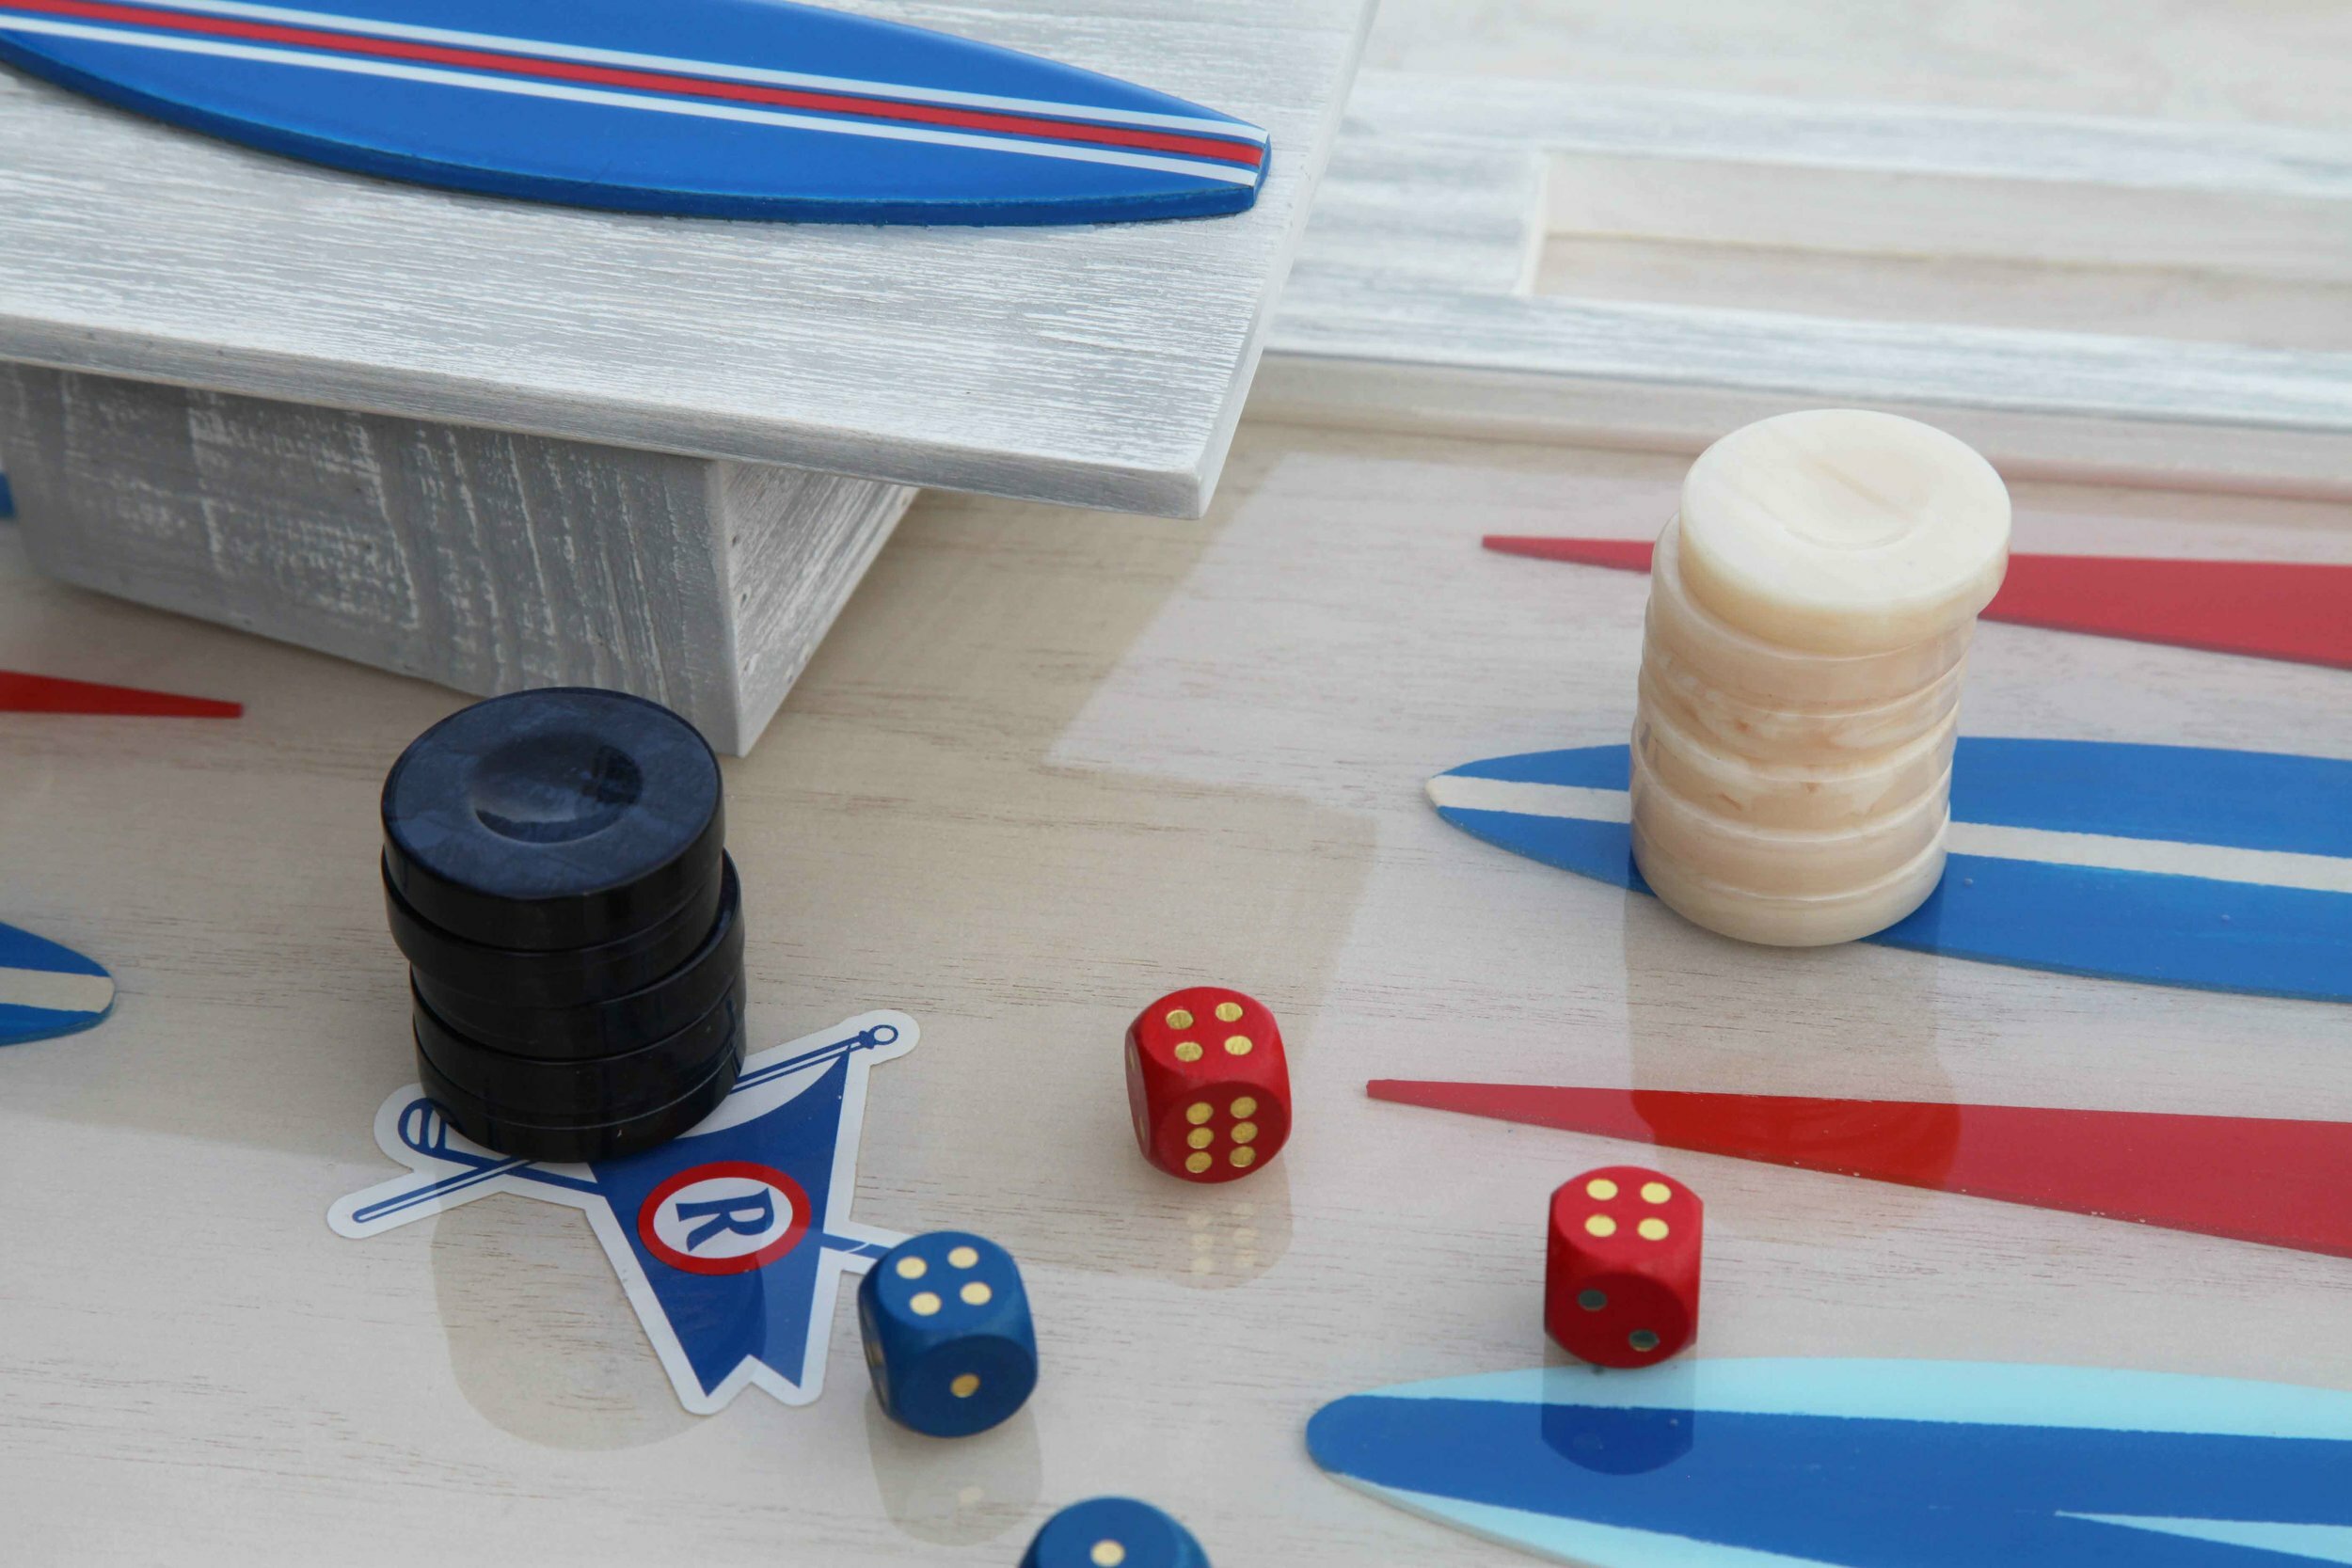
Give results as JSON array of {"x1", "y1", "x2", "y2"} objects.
[
  {"x1": 1125, "y1": 986, "x2": 1291, "y2": 1183},
  {"x1": 1545, "y1": 1164, "x2": 1703, "y2": 1368}
]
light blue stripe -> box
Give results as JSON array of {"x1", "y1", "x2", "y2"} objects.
[
  {"x1": 2064, "y1": 1516, "x2": 2352, "y2": 1563},
  {"x1": 1356, "y1": 1362, "x2": 2352, "y2": 1441}
]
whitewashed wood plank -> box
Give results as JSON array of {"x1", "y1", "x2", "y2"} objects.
[
  {"x1": 1272, "y1": 286, "x2": 2352, "y2": 432},
  {"x1": 1357, "y1": 0, "x2": 2352, "y2": 134},
  {"x1": 1344, "y1": 71, "x2": 2352, "y2": 199},
  {"x1": 1263, "y1": 73, "x2": 2352, "y2": 498},
  {"x1": 1536, "y1": 153, "x2": 2352, "y2": 286},
  {"x1": 1288, "y1": 138, "x2": 1545, "y2": 294},
  {"x1": 0, "y1": 0, "x2": 1375, "y2": 519},
  {"x1": 0, "y1": 365, "x2": 914, "y2": 752},
  {"x1": 719, "y1": 460, "x2": 919, "y2": 748}
]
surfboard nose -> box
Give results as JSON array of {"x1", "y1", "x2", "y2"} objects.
[
  {"x1": 0, "y1": 920, "x2": 115, "y2": 1044},
  {"x1": 1431, "y1": 738, "x2": 2352, "y2": 1006}
]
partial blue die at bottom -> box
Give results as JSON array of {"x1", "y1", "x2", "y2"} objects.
[
  {"x1": 858, "y1": 1229, "x2": 1037, "y2": 1437},
  {"x1": 1024, "y1": 1497, "x2": 1210, "y2": 1568}
]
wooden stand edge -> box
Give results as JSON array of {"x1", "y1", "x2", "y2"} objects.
[{"x1": 0, "y1": 365, "x2": 915, "y2": 754}]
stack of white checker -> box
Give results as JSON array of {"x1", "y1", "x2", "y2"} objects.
[{"x1": 1629, "y1": 409, "x2": 2012, "y2": 946}]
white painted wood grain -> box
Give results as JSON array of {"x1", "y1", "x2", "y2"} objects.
[
  {"x1": 1359, "y1": 0, "x2": 2352, "y2": 133},
  {"x1": 1343, "y1": 71, "x2": 2352, "y2": 199},
  {"x1": 1262, "y1": 72, "x2": 2352, "y2": 498},
  {"x1": 0, "y1": 365, "x2": 914, "y2": 752},
  {"x1": 0, "y1": 0, "x2": 1375, "y2": 517}
]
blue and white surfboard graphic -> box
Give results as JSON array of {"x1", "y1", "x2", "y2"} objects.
[
  {"x1": 0, "y1": 0, "x2": 1269, "y2": 224},
  {"x1": 330, "y1": 1009, "x2": 916, "y2": 1412},
  {"x1": 1429, "y1": 738, "x2": 2352, "y2": 1005},
  {"x1": 1310, "y1": 1361, "x2": 2352, "y2": 1568},
  {"x1": 0, "y1": 919, "x2": 115, "y2": 1045}
]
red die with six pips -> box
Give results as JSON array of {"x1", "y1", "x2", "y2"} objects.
[
  {"x1": 1125, "y1": 986, "x2": 1291, "y2": 1183},
  {"x1": 1545, "y1": 1164, "x2": 1703, "y2": 1368}
]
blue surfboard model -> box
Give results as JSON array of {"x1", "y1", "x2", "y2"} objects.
[
  {"x1": 1429, "y1": 738, "x2": 2352, "y2": 1005},
  {"x1": 0, "y1": 920, "x2": 115, "y2": 1045},
  {"x1": 1310, "y1": 1361, "x2": 2352, "y2": 1568},
  {"x1": 0, "y1": 0, "x2": 1270, "y2": 224}
]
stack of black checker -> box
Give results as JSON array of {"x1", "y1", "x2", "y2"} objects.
[{"x1": 381, "y1": 688, "x2": 745, "y2": 1163}]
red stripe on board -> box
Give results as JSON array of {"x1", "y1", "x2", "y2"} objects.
[
  {"x1": 0, "y1": 671, "x2": 243, "y2": 717},
  {"x1": 1484, "y1": 536, "x2": 1656, "y2": 572},
  {"x1": 1482, "y1": 536, "x2": 2352, "y2": 671},
  {"x1": 1369, "y1": 1079, "x2": 2352, "y2": 1260},
  {"x1": 1993, "y1": 555, "x2": 2352, "y2": 671},
  {"x1": 5, "y1": 0, "x2": 1267, "y2": 166}
]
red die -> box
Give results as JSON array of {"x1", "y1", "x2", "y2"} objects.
[
  {"x1": 1125, "y1": 986, "x2": 1292, "y2": 1183},
  {"x1": 1545, "y1": 1165, "x2": 1703, "y2": 1368}
]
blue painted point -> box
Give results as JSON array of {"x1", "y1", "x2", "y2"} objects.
[
  {"x1": 0, "y1": 472, "x2": 14, "y2": 517},
  {"x1": 1023, "y1": 1497, "x2": 1210, "y2": 1568},
  {"x1": 1310, "y1": 1362, "x2": 2352, "y2": 1568},
  {"x1": 1427, "y1": 737, "x2": 2352, "y2": 1006},
  {"x1": 0, "y1": 920, "x2": 115, "y2": 1044},
  {"x1": 0, "y1": 0, "x2": 1271, "y2": 225}
]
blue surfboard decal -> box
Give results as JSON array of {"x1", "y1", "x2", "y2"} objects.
[
  {"x1": 0, "y1": 920, "x2": 116, "y2": 1044},
  {"x1": 1428, "y1": 737, "x2": 2352, "y2": 1005},
  {"x1": 1310, "y1": 1361, "x2": 2352, "y2": 1568},
  {"x1": 0, "y1": 0, "x2": 1269, "y2": 225}
]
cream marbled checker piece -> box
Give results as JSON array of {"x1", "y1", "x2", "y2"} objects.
[{"x1": 1678, "y1": 409, "x2": 2014, "y2": 657}]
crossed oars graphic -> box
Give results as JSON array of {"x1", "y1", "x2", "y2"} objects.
[{"x1": 347, "y1": 1022, "x2": 904, "y2": 1262}]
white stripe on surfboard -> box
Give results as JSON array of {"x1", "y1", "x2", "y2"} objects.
[
  {"x1": 2063, "y1": 1515, "x2": 2352, "y2": 1563},
  {"x1": 31, "y1": 0, "x2": 1271, "y2": 143},
  {"x1": 1357, "y1": 1363, "x2": 2352, "y2": 1440},
  {"x1": 1429, "y1": 774, "x2": 1631, "y2": 825},
  {"x1": 0, "y1": 17, "x2": 1262, "y2": 184},
  {"x1": 0, "y1": 964, "x2": 114, "y2": 1015},
  {"x1": 1425, "y1": 773, "x2": 2352, "y2": 895}
]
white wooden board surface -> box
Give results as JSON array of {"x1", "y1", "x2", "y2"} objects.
[
  {"x1": 3, "y1": 414, "x2": 2350, "y2": 1567},
  {"x1": 1357, "y1": 0, "x2": 2352, "y2": 130},
  {"x1": 0, "y1": 0, "x2": 1373, "y2": 517},
  {"x1": 1261, "y1": 71, "x2": 2352, "y2": 499}
]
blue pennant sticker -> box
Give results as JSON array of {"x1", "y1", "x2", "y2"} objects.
[{"x1": 331, "y1": 1010, "x2": 915, "y2": 1411}]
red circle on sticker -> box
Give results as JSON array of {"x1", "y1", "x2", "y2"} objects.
[{"x1": 636, "y1": 1160, "x2": 811, "y2": 1275}]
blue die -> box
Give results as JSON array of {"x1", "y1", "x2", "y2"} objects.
[
  {"x1": 857, "y1": 1229, "x2": 1037, "y2": 1437},
  {"x1": 1023, "y1": 1497, "x2": 1210, "y2": 1567}
]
